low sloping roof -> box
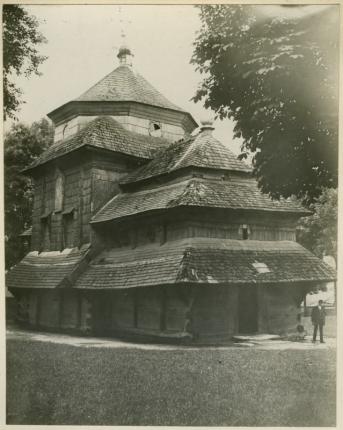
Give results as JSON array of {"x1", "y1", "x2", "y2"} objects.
[
  {"x1": 6, "y1": 245, "x2": 90, "y2": 289},
  {"x1": 92, "y1": 178, "x2": 309, "y2": 223},
  {"x1": 76, "y1": 65, "x2": 182, "y2": 112},
  {"x1": 122, "y1": 131, "x2": 251, "y2": 185},
  {"x1": 25, "y1": 117, "x2": 169, "y2": 172},
  {"x1": 74, "y1": 239, "x2": 335, "y2": 289}
]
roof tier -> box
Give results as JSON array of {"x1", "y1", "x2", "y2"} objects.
[
  {"x1": 76, "y1": 65, "x2": 182, "y2": 111},
  {"x1": 92, "y1": 177, "x2": 309, "y2": 223},
  {"x1": 25, "y1": 116, "x2": 170, "y2": 172},
  {"x1": 74, "y1": 238, "x2": 335, "y2": 289},
  {"x1": 122, "y1": 130, "x2": 251, "y2": 186},
  {"x1": 47, "y1": 62, "x2": 197, "y2": 130},
  {"x1": 6, "y1": 245, "x2": 90, "y2": 290}
]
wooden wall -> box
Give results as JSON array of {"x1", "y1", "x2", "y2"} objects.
[
  {"x1": 192, "y1": 285, "x2": 238, "y2": 343},
  {"x1": 83, "y1": 285, "x2": 240, "y2": 343},
  {"x1": 13, "y1": 283, "x2": 306, "y2": 342},
  {"x1": 30, "y1": 159, "x2": 129, "y2": 252},
  {"x1": 13, "y1": 289, "x2": 92, "y2": 333},
  {"x1": 258, "y1": 284, "x2": 304, "y2": 334},
  {"x1": 99, "y1": 214, "x2": 297, "y2": 252}
]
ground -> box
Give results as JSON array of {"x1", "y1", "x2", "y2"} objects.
[{"x1": 6, "y1": 327, "x2": 336, "y2": 426}]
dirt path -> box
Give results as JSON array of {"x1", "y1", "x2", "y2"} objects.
[{"x1": 6, "y1": 327, "x2": 336, "y2": 350}]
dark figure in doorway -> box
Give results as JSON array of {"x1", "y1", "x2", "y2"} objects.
[{"x1": 311, "y1": 300, "x2": 326, "y2": 343}]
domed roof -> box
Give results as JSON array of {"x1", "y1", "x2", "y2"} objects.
[{"x1": 75, "y1": 64, "x2": 182, "y2": 112}]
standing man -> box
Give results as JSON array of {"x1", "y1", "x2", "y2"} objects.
[{"x1": 311, "y1": 300, "x2": 326, "y2": 343}]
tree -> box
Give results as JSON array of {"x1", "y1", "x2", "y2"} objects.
[
  {"x1": 191, "y1": 5, "x2": 339, "y2": 204},
  {"x1": 3, "y1": 4, "x2": 47, "y2": 120},
  {"x1": 4, "y1": 119, "x2": 54, "y2": 269},
  {"x1": 297, "y1": 188, "x2": 337, "y2": 262}
]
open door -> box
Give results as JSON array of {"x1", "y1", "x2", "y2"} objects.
[{"x1": 238, "y1": 286, "x2": 258, "y2": 333}]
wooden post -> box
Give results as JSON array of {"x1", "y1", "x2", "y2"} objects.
[
  {"x1": 133, "y1": 290, "x2": 138, "y2": 328},
  {"x1": 35, "y1": 292, "x2": 41, "y2": 327},
  {"x1": 160, "y1": 288, "x2": 167, "y2": 332}
]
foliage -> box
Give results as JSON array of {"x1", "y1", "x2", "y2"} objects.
[
  {"x1": 192, "y1": 5, "x2": 339, "y2": 204},
  {"x1": 5, "y1": 119, "x2": 54, "y2": 269},
  {"x1": 3, "y1": 4, "x2": 47, "y2": 120},
  {"x1": 297, "y1": 188, "x2": 337, "y2": 262}
]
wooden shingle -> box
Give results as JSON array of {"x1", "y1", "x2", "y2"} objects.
[
  {"x1": 6, "y1": 245, "x2": 90, "y2": 290},
  {"x1": 92, "y1": 178, "x2": 309, "y2": 223},
  {"x1": 121, "y1": 131, "x2": 252, "y2": 185},
  {"x1": 76, "y1": 65, "x2": 183, "y2": 112},
  {"x1": 74, "y1": 238, "x2": 336, "y2": 290},
  {"x1": 24, "y1": 116, "x2": 169, "y2": 172}
]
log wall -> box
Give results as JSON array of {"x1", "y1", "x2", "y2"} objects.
[
  {"x1": 101, "y1": 215, "x2": 297, "y2": 251},
  {"x1": 13, "y1": 283, "x2": 306, "y2": 342},
  {"x1": 54, "y1": 114, "x2": 185, "y2": 143},
  {"x1": 192, "y1": 285, "x2": 238, "y2": 342},
  {"x1": 258, "y1": 284, "x2": 304, "y2": 334},
  {"x1": 30, "y1": 160, "x2": 129, "y2": 252}
]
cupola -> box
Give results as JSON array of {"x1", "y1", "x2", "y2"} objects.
[
  {"x1": 117, "y1": 44, "x2": 134, "y2": 67},
  {"x1": 200, "y1": 119, "x2": 215, "y2": 136}
]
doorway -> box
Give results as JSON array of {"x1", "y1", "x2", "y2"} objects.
[{"x1": 238, "y1": 286, "x2": 258, "y2": 333}]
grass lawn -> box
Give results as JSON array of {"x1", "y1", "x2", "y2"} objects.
[{"x1": 6, "y1": 337, "x2": 336, "y2": 426}]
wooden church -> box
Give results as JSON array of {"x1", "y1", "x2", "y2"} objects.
[{"x1": 7, "y1": 45, "x2": 335, "y2": 344}]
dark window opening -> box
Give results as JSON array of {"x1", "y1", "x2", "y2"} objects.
[
  {"x1": 149, "y1": 121, "x2": 162, "y2": 137},
  {"x1": 54, "y1": 171, "x2": 64, "y2": 212},
  {"x1": 242, "y1": 227, "x2": 249, "y2": 240},
  {"x1": 240, "y1": 224, "x2": 250, "y2": 240},
  {"x1": 62, "y1": 212, "x2": 74, "y2": 249},
  {"x1": 40, "y1": 215, "x2": 51, "y2": 252}
]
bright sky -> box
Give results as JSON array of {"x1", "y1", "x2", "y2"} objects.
[{"x1": 7, "y1": 5, "x2": 243, "y2": 154}]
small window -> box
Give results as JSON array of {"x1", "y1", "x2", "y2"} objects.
[
  {"x1": 54, "y1": 171, "x2": 64, "y2": 212},
  {"x1": 239, "y1": 224, "x2": 250, "y2": 240},
  {"x1": 40, "y1": 215, "x2": 51, "y2": 252},
  {"x1": 149, "y1": 121, "x2": 162, "y2": 137},
  {"x1": 62, "y1": 211, "x2": 74, "y2": 249},
  {"x1": 62, "y1": 122, "x2": 70, "y2": 139},
  {"x1": 252, "y1": 261, "x2": 271, "y2": 274}
]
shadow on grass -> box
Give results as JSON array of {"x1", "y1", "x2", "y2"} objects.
[{"x1": 6, "y1": 336, "x2": 336, "y2": 426}]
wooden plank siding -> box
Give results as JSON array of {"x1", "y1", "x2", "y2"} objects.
[
  {"x1": 96, "y1": 216, "x2": 297, "y2": 251},
  {"x1": 30, "y1": 157, "x2": 132, "y2": 252}
]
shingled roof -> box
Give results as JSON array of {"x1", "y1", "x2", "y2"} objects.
[
  {"x1": 6, "y1": 245, "x2": 90, "y2": 290},
  {"x1": 92, "y1": 177, "x2": 309, "y2": 223},
  {"x1": 25, "y1": 116, "x2": 169, "y2": 172},
  {"x1": 122, "y1": 130, "x2": 251, "y2": 185},
  {"x1": 76, "y1": 65, "x2": 182, "y2": 112},
  {"x1": 74, "y1": 238, "x2": 335, "y2": 290}
]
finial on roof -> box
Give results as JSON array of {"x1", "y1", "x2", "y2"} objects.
[
  {"x1": 117, "y1": 44, "x2": 134, "y2": 67},
  {"x1": 117, "y1": 7, "x2": 133, "y2": 67},
  {"x1": 200, "y1": 119, "x2": 215, "y2": 135}
]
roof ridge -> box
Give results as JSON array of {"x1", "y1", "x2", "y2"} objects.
[
  {"x1": 168, "y1": 135, "x2": 198, "y2": 172},
  {"x1": 91, "y1": 192, "x2": 122, "y2": 222}
]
